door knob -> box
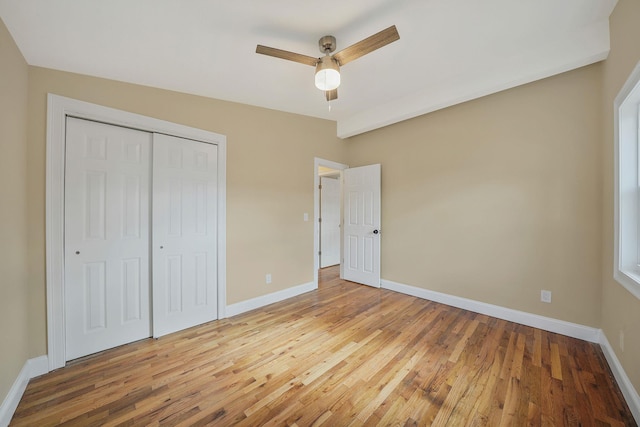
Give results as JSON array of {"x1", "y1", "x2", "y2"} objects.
[{"x1": 373, "y1": 229, "x2": 379, "y2": 234}]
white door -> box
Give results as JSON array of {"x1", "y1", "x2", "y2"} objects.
[
  {"x1": 320, "y1": 176, "x2": 341, "y2": 268},
  {"x1": 64, "y1": 117, "x2": 152, "y2": 360},
  {"x1": 152, "y1": 133, "x2": 218, "y2": 337},
  {"x1": 343, "y1": 164, "x2": 381, "y2": 287}
]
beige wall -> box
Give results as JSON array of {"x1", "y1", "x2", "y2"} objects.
[
  {"x1": 26, "y1": 67, "x2": 346, "y2": 357},
  {"x1": 601, "y1": 0, "x2": 640, "y2": 392},
  {"x1": 346, "y1": 64, "x2": 603, "y2": 327},
  {"x1": 0, "y1": 18, "x2": 30, "y2": 401},
  {"x1": 3, "y1": 0, "x2": 639, "y2": 407}
]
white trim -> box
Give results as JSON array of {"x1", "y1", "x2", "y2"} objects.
[
  {"x1": 381, "y1": 279, "x2": 601, "y2": 342},
  {"x1": 226, "y1": 282, "x2": 316, "y2": 318},
  {"x1": 46, "y1": 94, "x2": 227, "y2": 370},
  {"x1": 313, "y1": 158, "x2": 348, "y2": 287},
  {"x1": 614, "y1": 60, "x2": 640, "y2": 300},
  {"x1": 599, "y1": 332, "x2": 640, "y2": 423},
  {"x1": 0, "y1": 356, "x2": 49, "y2": 427}
]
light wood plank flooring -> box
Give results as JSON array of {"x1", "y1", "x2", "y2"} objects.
[{"x1": 11, "y1": 267, "x2": 636, "y2": 426}]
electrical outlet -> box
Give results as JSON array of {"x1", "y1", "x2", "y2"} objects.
[
  {"x1": 620, "y1": 330, "x2": 625, "y2": 352},
  {"x1": 540, "y1": 290, "x2": 552, "y2": 303},
  {"x1": 266, "y1": 273, "x2": 272, "y2": 284}
]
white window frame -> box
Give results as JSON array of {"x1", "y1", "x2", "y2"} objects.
[{"x1": 614, "y1": 60, "x2": 640, "y2": 300}]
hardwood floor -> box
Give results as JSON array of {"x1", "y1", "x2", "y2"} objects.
[{"x1": 12, "y1": 266, "x2": 636, "y2": 426}]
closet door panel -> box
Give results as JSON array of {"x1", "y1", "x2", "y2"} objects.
[
  {"x1": 153, "y1": 133, "x2": 218, "y2": 337},
  {"x1": 64, "y1": 117, "x2": 152, "y2": 360}
]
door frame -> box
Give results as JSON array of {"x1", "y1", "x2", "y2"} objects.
[
  {"x1": 46, "y1": 94, "x2": 227, "y2": 370},
  {"x1": 313, "y1": 157, "x2": 348, "y2": 287}
]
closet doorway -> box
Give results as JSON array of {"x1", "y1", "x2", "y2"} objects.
[{"x1": 46, "y1": 95, "x2": 227, "y2": 370}]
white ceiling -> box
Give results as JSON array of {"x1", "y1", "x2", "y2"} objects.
[{"x1": 0, "y1": 0, "x2": 617, "y2": 138}]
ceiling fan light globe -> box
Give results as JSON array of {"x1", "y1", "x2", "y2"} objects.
[
  {"x1": 315, "y1": 55, "x2": 341, "y2": 91},
  {"x1": 315, "y1": 68, "x2": 340, "y2": 91}
]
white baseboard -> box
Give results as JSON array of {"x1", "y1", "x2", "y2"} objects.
[
  {"x1": 380, "y1": 279, "x2": 601, "y2": 342},
  {"x1": 0, "y1": 355, "x2": 49, "y2": 427},
  {"x1": 599, "y1": 332, "x2": 640, "y2": 423},
  {"x1": 226, "y1": 281, "x2": 316, "y2": 318}
]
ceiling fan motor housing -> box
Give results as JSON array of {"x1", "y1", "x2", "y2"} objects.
[{"x1": 318, "y1": 35, "x2": 337, "y2": 54}]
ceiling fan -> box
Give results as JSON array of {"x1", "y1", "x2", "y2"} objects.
[{"x1": 256, "y1": 25, "x2": 400, "y2": 102}]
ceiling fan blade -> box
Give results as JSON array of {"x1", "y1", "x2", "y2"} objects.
[
  {"x1": 332, "y1": 25, "x2": 400, "y2": 66},
  {"x1": 256, "y1": 45, "x2": 318, "y2": 67},
  {"x1": 325, "y1": 89, "x2": 338, "y2": 101}
]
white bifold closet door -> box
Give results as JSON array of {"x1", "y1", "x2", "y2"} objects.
[
  {"x1": 64, "y1": 117, "x2": 152, "y2": 360},
  {"x1": 152, "y1": 133, "x2": 218, "y2": 338},
  {"x1": 64, "y1": 118, "x2": 218, "y2": 360}
]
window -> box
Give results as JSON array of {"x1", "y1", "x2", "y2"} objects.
[{"x1": 614, "y1": 61, "x2": 640, "y2": 300}]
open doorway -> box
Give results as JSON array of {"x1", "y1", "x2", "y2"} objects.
[
  {"x1": 313, "y1": 158, "x2": 348, "y2": 287},
  {"x1": 319, "y1": 168, "x2": 341, "y2": 268},
  {"x1": 313, "y1": 158, "x2": 382, "y2": 289}
]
